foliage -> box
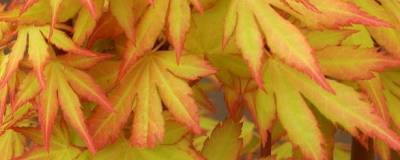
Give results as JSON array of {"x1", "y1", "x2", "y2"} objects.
[{"x1": 0, "y1": 0, "x2": 400, "y2": 159}]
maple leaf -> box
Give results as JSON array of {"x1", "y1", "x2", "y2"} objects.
[
  {"x1": 316, "y1": 46, "x2": 400, "y2": 80},
  {"x1": 244, "y1": 89, "x2": 276, "y2": 144},
  {"x1": 13, "y1": 59, "x2": 113, "y2": 153},
  {"x1": 0, "y1": 103, "x2": 33, "y2": 160},
  {"x1": 88, "y1": 51, "x2": 215, "y2": 149},
  {"x1": 350, "y1": 0, "x2": 400, "y2": 57},
  {"x1": 0, "y1": 26, "x2": 97, "y2": 90},
  {"x1": 201, "y1": 119, "x2": 243, "y2": 160},
  {"x1": 0, "y1": 0, "x2": 80, "y2": 25},
  {"x1": 381, "y1": 70, "x2": 400, "y2": 129},
  {"x1": 15, "y1": 123, "x2": 83, "y2": 160},
  {"x1": 73, "y1": 0, "x2": 104, "y2": 44},
  {"x1": 266, "y1": 59, "x2": 326, "y2": 160},
  {"x1": 268, "y1": 0, "x2": 390, "y2": 29},
  {"x1": 0, "y1": 53, "x2": 22, "y2": 121},
  {"x1": 304, "y1": 29, "x2": 356, "y2": 49},
  {"x1": 120, "y1": 0, "x2": 204, "y2": 78},
  {"x1": 0, "y1": 130, "x2": 26, "y2": 160},
  {"x1": 92, "y1": 137, "x2": 202, "y2": 160},
  {"x1": 358, "y1": 76, "x2": 391, "y2": 125},
  {"x1": 109, "y1": 0, "x2": 135, "y2": 41},
  {"x1": 21, "y1": 0, "x2": 97, "y2": 23},
  {"x1": 223, "y1": 0, "x2": 332, "y2": 91},
  {"x1": 262, "y1": 58, "x2": 400, "y2": 158}
]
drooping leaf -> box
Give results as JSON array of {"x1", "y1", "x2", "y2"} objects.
[
  {"x1": 201, "y1": 119, "x2": 243, "y2": 160},
  {"x1": 268, "y1": 0, "x2": 390, "y2": 28},
  {"x1": 234, "y1": 1, "x2": 264, "y2": 87},
  {"x1": 266, "y1": 59, "x2": 326, "y2": 160},
  {"x1": 224, "y1": 0, "x2": 332, "y2": 91},
  {"x1": 89, "y1": 51, "x2": 214, "y2": 148},
  {"x1": 266, "y1": 58, "x2": 400, "y2": 151},
  {"x1": 316, "y1": 46, "x2": 400, "y2": 80},
  {"x1": 244, "y1": 89, "x2": 275, "y2": 144}
]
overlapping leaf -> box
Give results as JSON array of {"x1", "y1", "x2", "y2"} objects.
[
  {"x1": 93, "y1": 137, "x2": 202, "y2": 160},
  {"x1": 73, "y1": 0, "x2": 104, "y2": 44},
  {"x1": 262, "y1": 58, "x2": 400, "y2": 157},
  {"x1": 0, "y1": 0, "x2": 80, "y2": 25},
  {"x1": 223, "y1": 0, "x2": 331, "y2": 91},
  {"x1": 13, "y1": 60, "x2": 113, "y2": 153},
  {"x1": 316, "y1": 46, "x2": 400, "y2": 80},
  {"x1": 0, "y1": 25, "x2": 96, "y2": 90},
  {"x1": 201, "y1": 119, "x2": 243, "y2": 160},
  {"x1": 350, "y1": 0, "x2": 400, "y2": 57},
  {"x1": 0, "y1": 104, "x2": 33, "y2": 160},
  {"x1": 89, "y1": 51, "x2": 214, "y2": 149},
  {"x1": 120, "y1": 0, "x2": 204, "y2": 78},
  {"x1": 268, "y1": 0, "x2": 390, "y2": 28},
  {"x1": 15, "y1": 123, "x2": 83, "y2": 160}
]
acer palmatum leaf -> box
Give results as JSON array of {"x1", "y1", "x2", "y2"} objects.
[
  {"x1": 89, "y1": 51, "x2": 215, "y2": 149},
  {"x1": 224, "y1": 0, "x2": 333, "y2": 92}
]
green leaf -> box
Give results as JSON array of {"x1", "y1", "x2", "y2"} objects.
[
  {"x1": 89, "y1": 52, "x2": 214, "y2": 148},
  {"x1": 316, "y1": 46, "x2": 400, "y2": 80},
  {"x1": 15, "y1": 123, "x2": 82, "y2": 160},
  {"x1": 110, "y1": 0, "x2": 135, "y2": 41},
  {"x1": 201, "y1": 119, "x2": 243, "y2": 160},
  {"x1": 93, "y1": 138, "x2": 202, "y2": 160},
  {"x1": 267, "y1": 59, "x2": 326, "y2": 160},
  {"x1": 266, "y1": 59, "x2": 400, "y2": 151}
]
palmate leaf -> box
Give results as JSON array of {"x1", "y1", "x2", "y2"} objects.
[
  {"x1": 93, "y1": 137, "x2": 202, "y2": 160},
  {"x1": 350, "y1": 0, "x2": 400, "y2": 57},
  {"x1": 15, "y1": 123, "x2": 82, "y2": 160},
  {"x1": 22, "y1": 0, "x2": 96, "y2": 21},
  {"x1": 201, "y1": 119, "x2": 243, "y2": 160},
  {"x1": 265, "y1": 59, "x2": 326, "y2": 160},
  {"x1": 88, "y1": 51, "x2": 215, "y2": 149},
  {"x1": 223, "y1": 0, "x2": 332, "y2": 91},
  {"x1": 0, "y1": 130, "x2": 26, "y2": 160},
  {"x1": 304, "y1": 29, "x2": 356, "y2": 50},
  {"x1": 0, "y1": 104, "x2": 33, "y2": 160},
  {"x1": 268, "y1": 0, "x2": 390, "y2": 29},
  {"x1": 260, "y1": 58, "x2": 400, "y2": 159},
  {"x1": 316, "y1": 46, "x2": 400, "y2": 80},
  {"x1": 13, "y1": 59, "x2": 113, "y2": 153},
  {"x1": 109, "y1": 0, "x2": 135, "y2": 41},
  {"x1": 0, "y1": 53, "x2": 22, "y2": 121},
  {"x1": 0, "y1": 0, "x2": 80, "y2": 25},
  {"x1": 73, "y1": 0, "x2": 104, "y2": 44},
  {"x1": 120, "y1": 0, "x2": 204, "y2": 77},
  {"x1": 381, "y1": 70, "x2": 400, "y2": 129},
  {"x1": 244, "y1": 89, "x2": 275, "y2": 144},
  {"x1": 0, "y1": 25, "x2": 96, "y2": 89}
]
